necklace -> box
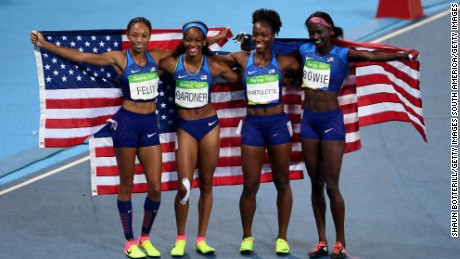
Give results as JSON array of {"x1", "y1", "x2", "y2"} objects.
[{"x1": 183, "y1": 55, "x2": 204, "y2": 76}]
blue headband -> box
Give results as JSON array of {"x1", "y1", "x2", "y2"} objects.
[{"x1": 182, "y1": 23, "x2": 208, "y2": 36}]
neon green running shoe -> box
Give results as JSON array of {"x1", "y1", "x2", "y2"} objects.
[
  {"x1": 196, "y1": 240, "x2": 216, "y2": 255},
  {"x1": 275, "y1": 238, "x2": 290, "y2": 255},
  {"x1": 239, "y1": 237, "x2": 254, "y2": 254},
  {"x1": 171, "y1": 240, "x2": 186, "y2": 257},
  {"x1": 139, "y1": 239, "x2": 161, "y2": 258},
  {"x1": 125, "y1": 243, "x2": 147, "y2": 259}
]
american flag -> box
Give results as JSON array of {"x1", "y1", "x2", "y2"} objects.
[
  {"x1": 89, "y1": 79, "x2": 305, "y2": 195},
  {"x1": 33, "y1": 30, "x2": 424, "y2": 195},
  {"x1": 334, "y1": 39, "x2": 425, "y2": 152},
  {"x1": 270, "y1": 38, "x2": 425, "y2": 153},
  {"x1": 33, "y1": 28, "x2": 305, "y2": 195},
  {"x1": 34, "y1": 28, "x2": 231, "y2": 148}
]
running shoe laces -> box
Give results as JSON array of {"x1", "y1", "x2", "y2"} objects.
[
  {"x1": 196, "y1": 240, "x2": 216, "y2": 255},
  {"x1": 138, "y1": 239, "x2": 161, "y2": 258},
  {"x1": 275, "y1": 238, "x2": 290, "y2": 255},
  {"x1": 239, "y1": 236, "x2": 254, "y2": 254},
  {"x1": 171, "y1": 240, "x2": 186, "y2": 257},
  {"x1": 308, "y1": 241, "x2": 328, "y2": 258},
  {"x1": 125, "y1": 242, "x2": 147, "y2": 259}
]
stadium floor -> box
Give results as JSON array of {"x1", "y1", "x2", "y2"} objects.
[{"x1": 0, "y1": 1, "x2": 457, "y2": 258}]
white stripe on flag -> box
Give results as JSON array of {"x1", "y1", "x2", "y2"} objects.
[{"x1": 45, "y1": 88, "x2": 121, "y2": 99}]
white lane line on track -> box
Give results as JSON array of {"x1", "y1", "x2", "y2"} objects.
[
  {"x1": 0, "y1": 156, "x2": 89, "y2": 196},
  {"x1": 372, "y1": 9, "x2": 450, "y2": 43}
]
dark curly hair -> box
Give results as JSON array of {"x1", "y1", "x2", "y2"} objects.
[
  {"x1": 305, "y1": 11, "x2": 344, "y2": 39},
  {"x1": 126, "y1": 17, "x2": 152, "y2": 33},
  {"x1": 174, "y1": 20, "x2": 211, "y2": 57},
  {"x1": 252, "y1": 8, "x2": 282, "y2": 35}
]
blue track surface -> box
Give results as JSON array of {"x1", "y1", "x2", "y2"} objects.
[{"x1": 0, "y1": 1, "x2": 457, "y2": 258}]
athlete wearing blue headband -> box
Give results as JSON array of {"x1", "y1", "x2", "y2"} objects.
[
  {"x1": 159, "y1": 20, "x2": 241, "y2": 257},
  {"x1": 182, "y1": 22, "x2": 208, "y2": 36}
]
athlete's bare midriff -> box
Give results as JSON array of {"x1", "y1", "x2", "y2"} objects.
[
  {"x1": 122, "y1": 100, "x2": 157, "y2": 114},
  {"x1": 177, "y1": 103, "x2": 217, "y2": 120},
  {"x1": 247, "y1": 103, "x2": 284, "y2": 116},
  {"x1": 303, "y1": 88, "x2": 340, "y2": 112}
]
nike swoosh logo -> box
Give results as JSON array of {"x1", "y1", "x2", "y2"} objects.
[
  {"x1": 208, "y1": 120, "x2": 217, "y2": 126},
  {"x1": 324, "y1": 128, "x2": 333, "y2": 133},
  {"x1": 131, "y1": 69, "x2": 141, "y2": 73},
  {"x1": 248, "y1": 71, "x2": 256, "y2": 75},
  {"x1": 147, "y1": 133, "x2": 157, "y2": 138},
  {"x1": 178, "y1": 75, "x2": 186, "y2": 79},
  {"x1": 272, "y1": 132, "x2": 283, "y2": 137}
]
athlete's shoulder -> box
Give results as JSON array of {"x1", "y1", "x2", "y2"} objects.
[{"x1": 299, "y1": 42, "x2": 314, "y2": 52}]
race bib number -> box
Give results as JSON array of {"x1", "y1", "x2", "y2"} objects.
[
  {"x1": 302, "y1": 60, "x2": 330, "y2": 90},
  {"x1": 246, "y1": 74, "x2": 279, "y2": 105},
  {"x1": 128, "y1": 72, "x2": 159, "y2": 100},
  {"x1": 175, "y1": 80, "x2": 209, "y2": 108}
]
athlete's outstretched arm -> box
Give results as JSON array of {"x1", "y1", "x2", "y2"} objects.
[
  {"x1": 347, "y1": 48, "x2": 418, "y2": 62},
  {"x1": 31, "y1": 31, "x2": 123, "y2": 68}
]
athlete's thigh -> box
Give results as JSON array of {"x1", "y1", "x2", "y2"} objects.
[
  {"x1": 176, "y1": 129, "x2": 199, "y2": 180},
  {"x1": 198, "y1": 125, "x2": 220, "y2": 177},
  {"x1": 241, "y1": 144, "x2": 265, "y2": 183},
  {"x1": 301, "y1": 138, "x2": 321, "y2": 178},
  {"x1": 114, "y1": 147, "x2": 138, "y2": 177},
  {"x1": 320, "y1": 139, "x2": 344, "y2": 182},
  {"x1": 267, "y1": 142, "x2": 292, "y2": 181},
  {"x1": 137, "y1": 144, "x2": 162, "y2": 185}
]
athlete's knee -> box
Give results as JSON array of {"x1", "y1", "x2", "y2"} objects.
[
  {"x1": 311, "y1": 178, "x2": 325, "y2": 192},
  {"x1": 199, "y1": 177, "x2": 213, "y2": 194},
  {"x1": 119, "y1": 171, "x2": 134, "y2": 184},
  {"x1": 147, "y1": 183, "x2": 162, "y2": 198},
  {"x1": 118, "y1": 176, "x2": 134, "y2": 194},
  {"x1": 177, "y1": 178, "x2": 189, "y2": 197},
  {"x1": 118, "y1": 186, "x2": 133, "y2": 201},
  {"x1": 178, "y1": 178, "x2": 191, "y2": 205},
  {"x1": 242, "y1": 180, "x2": 260, "y2": 197},
  {"x1": 325, "y1": 182, "x2": 340, "y2": 197},
  {"x1": 273, "y1": 177, "x2": 291, "y2": 192}
]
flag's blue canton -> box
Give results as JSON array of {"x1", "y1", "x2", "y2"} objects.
[
  {"x1": 40, "y1": 30, "x2": 123, "y2": 90},
  {"x1": 156, "y1": 75, "x2": 178, "y2": 133}
]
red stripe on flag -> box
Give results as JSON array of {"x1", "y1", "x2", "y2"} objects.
[
  {"x1": 46, "y1": 115, "x2": 114, "y2": 129},
  {"x1": 46, "y1": 98, "x2": 122, "y2": 109},
  {"x1": 344, "y1": 140, "x2": 361, "y2": 153},
  {"x1": 357, "y1": 92, "x2": 423, "y2": 123},
  {"x1": 44, "y1": 137, "x2": 89, "y2": 147}
]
